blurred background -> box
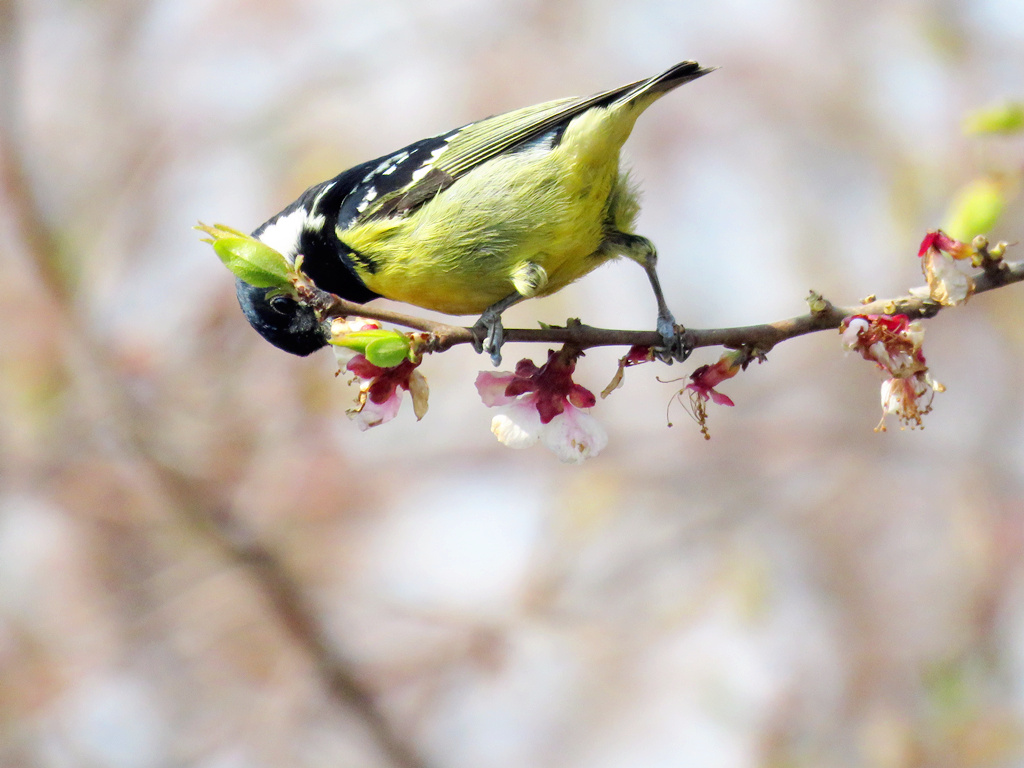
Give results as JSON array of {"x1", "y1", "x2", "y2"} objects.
[{"x1": 2, "y1": 0, "x2": 1024, "y2": 766}]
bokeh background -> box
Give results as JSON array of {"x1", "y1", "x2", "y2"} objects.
[{"x1": 3, "y1": 0, "x2": 1024, "y2": 766}]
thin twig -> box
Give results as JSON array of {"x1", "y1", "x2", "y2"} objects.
[{"x1": 316, "y1": 257, "x2": 1024, "y2": 358}]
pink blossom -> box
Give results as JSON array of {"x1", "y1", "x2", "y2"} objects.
[
  {"x1": 342, "y1": 356, "x2": 428, "y2": 430},
  {"x1": 840, "y1": 313, "x2": 926, "y2": 378},
  {"x1": 685, "y1": 352, "x2": 742, "y2": 407},
  {"x1": 331, "y1": 318, "x2": 428, "y2": 429},
  {"x1": 918, "y1": 230, "x2": 971, "y2": 259},
  {"x1": 681, "y1": 350, "x2": 743, "y2": 440},
  {"x1": 879, "y1": 372, "x2": 944, "y2": 431},
  {"x1": 840, "y1": 313, "x2": 944, "y2": 430},
  {"x1": 330, "y1": 317, "x2": 383, "y2": 338},
  {"x1": 918, "y1": 229, "x2": 975, "y2": 306},
  {"x1": 475, "y1": 350, "x2": 607, "y2": 463}
]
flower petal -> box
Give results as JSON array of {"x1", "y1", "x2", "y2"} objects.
[
  {"x1": 490, "y1": 399, "x2": 543, "y2": 449},
  {"x1": 539, "y1": 405, "x2": 608, "y2": 464},
  {"x1": 408, "y1": 370, "x2": 429, "y2": 421},
  {"x1": 334, "y1": 345, "x2": 358, "y2": 368},
  {"x1": 708, "y1": 389, "x2": 735, "y2": 407},
  {"x1": 350, "y1": 389, "x2": 403, "y2": 431},
  {"x1": 475, "y1": 371, "x2": 519, "y2": 406},
  {"x1": 877, "y1": 372, "x2": 943, "y2": 431},
  {"x1": 568, "y1": 382, "x2": 597, "y2": 409},
  {"x1": 921, "y1": 247, "x2": 975, "y2": 306},
  {"x1": 840, "y1": 317, "x2": 869, "y2": 350},
  {"x1": 918, "y1": 230, "x2": 970, "y2": 259},
  {"x1": 347, "y1": 355, "x2": 384, "y2": 380}
]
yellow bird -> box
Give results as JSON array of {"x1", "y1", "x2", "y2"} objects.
[{"x1": 236, "y1": 60, "x2": 715, "y2": 363}]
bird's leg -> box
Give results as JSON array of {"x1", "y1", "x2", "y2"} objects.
[
  {"x1": 472, "y1": 292, "x2": 526, "y2": 366},
  {"x1": 472, "y1": 261, "x2": 546, "y2": 366},
  {"x1": 613, "y1": 233, "x2": 691, "y2": 363}
]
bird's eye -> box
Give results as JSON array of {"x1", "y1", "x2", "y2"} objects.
[{"x1": 268, "y1": 295, "x2": 296, "y2": 315}]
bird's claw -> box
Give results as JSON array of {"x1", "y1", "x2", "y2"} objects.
[
  {"x1": 653, "y1": 313, "x2": 692, "y2": 364},
  {"x1": 472, "y1": 313, "x2": 505, "y2": 366}
]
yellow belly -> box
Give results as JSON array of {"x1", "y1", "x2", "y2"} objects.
[{"x1": 377, "y1": 238, "x2": 613, "y2": 316}]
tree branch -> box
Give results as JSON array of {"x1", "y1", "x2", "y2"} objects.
[{"x1": 313, "y1": 257, "x2": 1024, "y2": 360}]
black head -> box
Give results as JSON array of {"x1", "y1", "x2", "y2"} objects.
[{"x1": 235, "y1": 278, "x2": 329, "y2": 356}]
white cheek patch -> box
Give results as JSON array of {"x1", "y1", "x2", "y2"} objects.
[{"x1": 257, "y1": 207, "x2": 307, "y2": 262}]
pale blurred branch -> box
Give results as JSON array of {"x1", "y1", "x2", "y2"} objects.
[
  {"x1": 156, "y1": 474, "x2": 431, "y2": 768},
  {"x1": 1, "y1": 8, "x2": 429, "y2": 766},
  {"x1": 0, "y1": 0, "x2": 72, "y2": 305}
]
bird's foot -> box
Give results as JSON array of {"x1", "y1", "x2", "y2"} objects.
[
  {"x1": 471, "y1": 312, "x2": 506, "y2": 366},
  {"x1": 653, "y1": 312, "x2": 692, "y2": 364}
]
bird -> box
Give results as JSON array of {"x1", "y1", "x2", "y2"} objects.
[{"x1": 235, "y1": 60, "x2": 715, "y2": 364}]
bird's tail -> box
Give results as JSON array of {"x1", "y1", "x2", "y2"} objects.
[{"x1": 610, "y1": 60, "x2": 717, "y2": 110}]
